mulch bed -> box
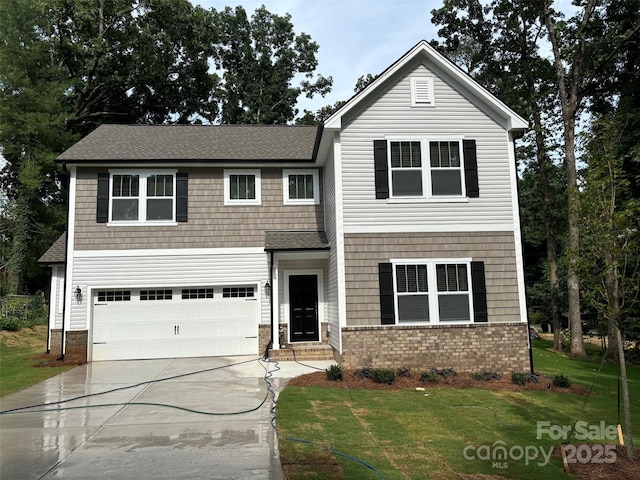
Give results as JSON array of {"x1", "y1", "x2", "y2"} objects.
[
  {"x1": 287, "y1": 370, "x2": 639, "y2": 480},
  {"x1": 288, "y1": 369, "x2": 589, "y2": 394}
]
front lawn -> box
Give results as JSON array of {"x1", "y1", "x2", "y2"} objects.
[
  {"x1": 0, "y1": 325, "x2": 74, "y2": 396},
  {"x1": 276, "y1": 341, "x2": 639, "y2": 479}
]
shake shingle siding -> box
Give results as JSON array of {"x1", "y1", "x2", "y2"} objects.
[
  {"x1": 343, "y1": 232, "x2": 521, "y2": 327},
  {"x1": 73, "y1": 168, "x2": 324, "y2": 250}
]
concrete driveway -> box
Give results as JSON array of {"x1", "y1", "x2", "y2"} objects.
[{"x1": 0, "y1": 356, "x2": 333, "y2": 480}]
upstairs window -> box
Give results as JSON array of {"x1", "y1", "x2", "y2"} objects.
[
  {"x1": 283, "y1": 169, "x2": 320, "y2": 205},
  {"x1": 374, "y1": 139, "x2": 478, "y2": 200},
  {"x1": 108, "y1": 171, "x2": 176, "y2": 223},
  {"x1": 429, "y1": 141, "x2": 463, "y2": 196},
  {"x1": 224, "y1": 169, "x2": 261, "y2": 205},
  {"x1": 390, "y1": 142, "x2": 423, "y2": 196}
]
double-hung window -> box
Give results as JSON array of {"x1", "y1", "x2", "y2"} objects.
[
  {"x1": 385, "y1": 139, "x2": 466, "y2": 198},
  {"x1": 224, "y1": 169, "x2": 261, "y2": 205},
  {"x1": 110, "y1": 172, "x2": 176, "y2": 223},
  {"x1": 429, "y1": 141, "x2": 463, "y2": 196},
  {"x1": 392, "y1": 260, "x2": 472, "y2": 324},
  {"x1": 283, "y1": 169, "x2": 319, "y2": 205}
]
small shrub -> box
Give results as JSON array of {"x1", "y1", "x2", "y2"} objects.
[
  {"x1": 420, "y1": 370, "x2": 438, "y2": 383},
  {"x1": 552, "y1": 373, "x2": 571, "y2": 388},
  {"x1": 511, "y1": 371, "x2": 528, "y2": 385},
  {"x1": 396, "y1": 367, "x2": 411, "y2": 378},
  {"x1": 511, "y1": 371, "x2": 540, "y2": 385},
  {"x1": 355, "y1": 358, "x2": 373, "y2": 379},
  {"x1": 432, "y1": 367, "x2": 457, "y2": 378},
  {"x1": 471, "y1": 370, "x2": 501, "y2": 382},
  {"x1": 0, "y1": 316, "x2": 22, "y2": 332},
  {"x1": 371, "y1": 368, "x2": 396, "y2": 385},
  {"x1": 325, "y1": 364, "x2": 343, "y2": 381}
]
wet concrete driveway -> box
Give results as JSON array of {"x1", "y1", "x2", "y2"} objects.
[{"x1": 0, "y1": 356, "x2": 333, "y2": 480}]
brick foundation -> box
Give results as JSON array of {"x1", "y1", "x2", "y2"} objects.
[
  {"x1": 338, "y1": 323, "x2": 530, "y2": 373},
  {"x1": 48, "y1": 329, "x2": 88, "y2": 363},
  {"x1": 49, "y1": 329, "x2": 62, "y2": 356},
  {"x1": 259, "y1": 322, "x2": 330, "y2": 355}
]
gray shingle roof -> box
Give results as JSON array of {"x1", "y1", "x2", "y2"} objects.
[
  {"x1": 38, "y1": 233, "x2": 66, "y2": 264},
  {"x1": 57, "y1": 124, "x2": 321, "y2": 162},
  {"x1": 265, "y1": 231, "x2": 330, "y2": 251}
]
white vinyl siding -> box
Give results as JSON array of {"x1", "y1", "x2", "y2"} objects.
[
  {"x1": 323, "y1": 142, "x2": 342, "y2": 352},
  {"x1": 339, "y1": 62, "x2": 516, "y2": 232}
]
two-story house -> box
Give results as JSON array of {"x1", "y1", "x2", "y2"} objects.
[{"x1": 40, "y1": 41, "x2": 531, "y2": 372}]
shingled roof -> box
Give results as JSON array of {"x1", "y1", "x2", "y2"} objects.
[
  {"x1": 38, "y1": 233, "x2": 66, "y2": 264},
  {"x1": 264, "y1": 231, "x2": 330, "y2": 251},
  {"x1": 57, "y1": 124, "x2": 321, "y2": 162}
]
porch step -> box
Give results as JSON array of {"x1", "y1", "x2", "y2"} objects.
[{"x1": 268, "y1": 344, "x2": 335, "y2": 362}]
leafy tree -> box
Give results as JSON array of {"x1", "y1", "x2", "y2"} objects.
[
  {"x1": 214, "y1": 5, "x2": 332, "y2": 124},
  {"x1": 0, "y1": 0, "x2": 76, "y2": 293},
  {"x1": 295, "y1": 74, "x2": 377, "y2": 125},
  {"x1": 1, "y1": 0, "x2": 331, "y2": 293},
  {"x1": 580, "y1": 116, "x2": 639, "y2": 458}
]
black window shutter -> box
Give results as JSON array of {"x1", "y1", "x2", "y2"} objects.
[
  {"x1": 176, "y1": 172, "x2": 188, "y2": 222},
  {"x1": 96, "y1": 172, "x2": 109, "y2": 223},
  {"x1": 374, "y1": 140, "x2": 389, "y2": 199},
  {"x1": 378, "y1": 263, "x2": 395, "y2": 325},
  {"x1": 471, "y1": 261, "x2": 488, "y2": 322},
  {"x1": 463, "y1": 139, "x2": 479, "y2": 198}
]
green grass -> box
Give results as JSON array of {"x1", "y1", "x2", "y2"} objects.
[
  {"x1": 0, "y1": 326, "x2": 73, "y2": 396},
  {"x1": 277, "y1": 341, "x2": 640, "y2": 479}
]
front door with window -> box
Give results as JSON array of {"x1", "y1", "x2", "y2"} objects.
[{"x1": 289, "y1": 275, "x2": 319, "y2": 342}]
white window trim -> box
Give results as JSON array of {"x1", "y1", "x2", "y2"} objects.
[
  {"x1": 283, "y1": 169, "x2": 320, "y2": 205},
  {"x1": 224, "y1": 169, "x2": 261, "y2": 206},
  {"x1": 108, "y1": 169, "x2": 177, "y2": 226},
  {"x1": 386, "y1": 137, "x2": 466, "y2": 200},
  {"x1": 411, "y1": 76, "x2": 435, "y2": 107},
  {"x1": 390, "y1": 258, "x2": 474, "y2": 325}
]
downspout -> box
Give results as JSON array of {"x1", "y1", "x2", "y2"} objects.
[
  {"x1": 45, "y1": 269, "x2": 51, "y2": 354},
  {"x1": 58, "y1": 162, "x2": 70, "y2": 362},
  {"x1": 266, "y1": 249, "x2": 274, "y2": 359}
]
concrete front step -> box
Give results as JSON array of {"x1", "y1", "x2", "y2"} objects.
[{"x1": 268, "y1": 345, "x2": 335, "y2": 362}]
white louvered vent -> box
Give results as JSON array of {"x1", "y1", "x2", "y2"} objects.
[{"x1": 411, "y1": 77, "x2": 434, "y2": 106}]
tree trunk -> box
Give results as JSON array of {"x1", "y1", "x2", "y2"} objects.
[
  {"x1": 614, "y1": 324, "x2": 634, "y2": 459},
  {"x1": 541, "y1": 1, "x2": 593, "y2": 358},
  {"x1": 566, "y1": 134, "x2": 586, "y2": 357},
  {"x1": 532, "y1": 110, "x2": 562, "y2": 352},
  {"x1": 532, "y1": 110, "x2": 562, "y2": 351}
]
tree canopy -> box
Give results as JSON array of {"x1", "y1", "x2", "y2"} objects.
[{"x1": 0, "y1": 0, "x2": 332, "y2": 293}]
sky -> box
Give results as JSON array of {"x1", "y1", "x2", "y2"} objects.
[{"x1": 192, "y1": 0, "x2": 443, "y2": 115}]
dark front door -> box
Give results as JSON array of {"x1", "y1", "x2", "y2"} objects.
[{"x1": 289, "y1": 275, "x2": 319, "y2": 342}]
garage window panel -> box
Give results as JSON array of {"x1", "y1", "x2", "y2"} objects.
[
  {"x1": 97, "y1": 290, "x2": 131, "y2": 302},
  {"x1": 140, "y1": 289, "x2": 173, "y2": 301},
  {"x1": 223, "y1": 287, "x2": 255, "y2": 298},
  {"x1": 181, "y1": 288, "x2": 214, "y2": 299}
]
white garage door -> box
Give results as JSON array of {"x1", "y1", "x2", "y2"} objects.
[{"x1": 91, "y1": 286, "x2": 259, "y2": 361}]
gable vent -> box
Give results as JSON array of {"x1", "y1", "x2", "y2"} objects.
[{"x1": 411, "y1": 77, "x2": 434, "y2": 106}]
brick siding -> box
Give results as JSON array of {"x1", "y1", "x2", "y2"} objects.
[{"x1": 338, "y1": 322, "x2": 530, "y2": 373}]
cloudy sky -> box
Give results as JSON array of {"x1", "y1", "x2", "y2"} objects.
[{"x1": 192, "y1": 0, "x2": 442, "y2": 115}]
